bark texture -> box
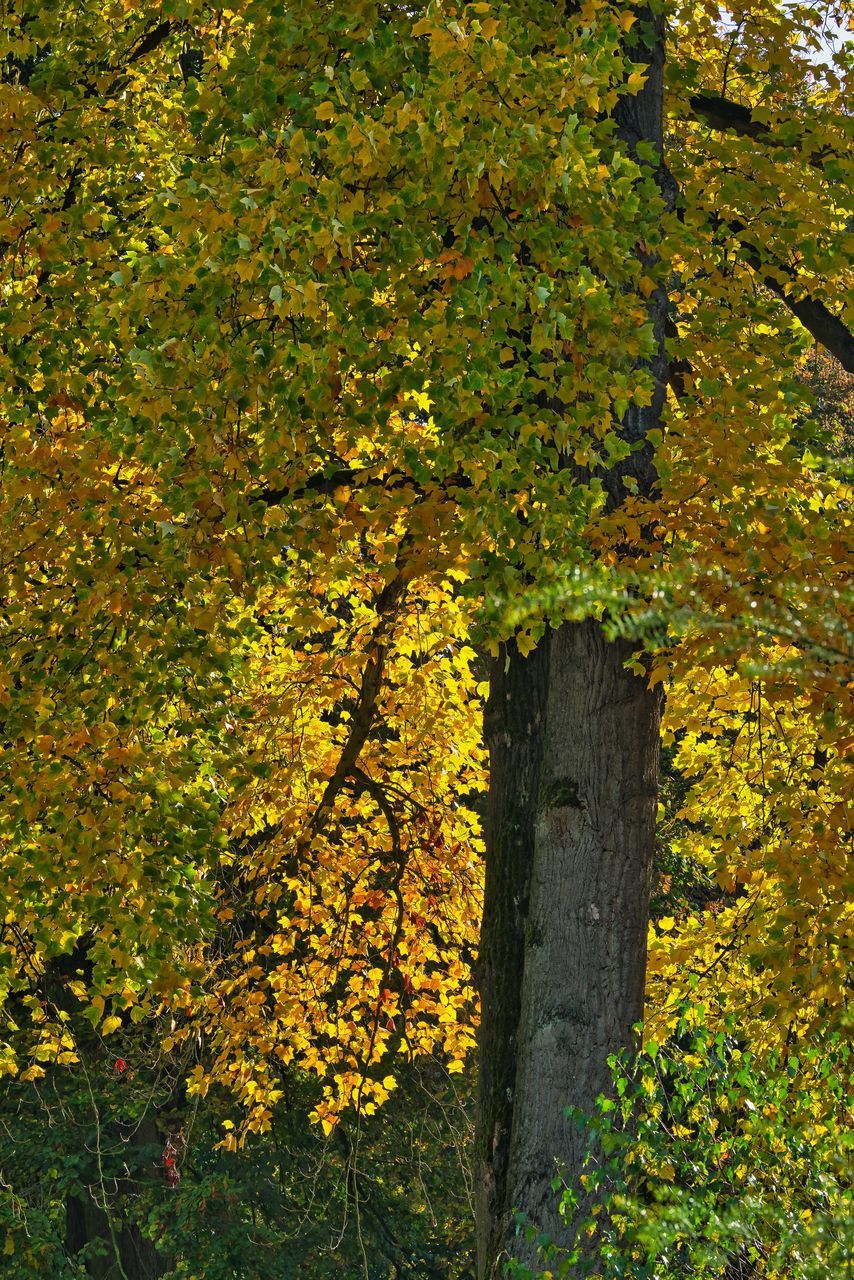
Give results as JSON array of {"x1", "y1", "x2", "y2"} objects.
[
  {"x1": 476, "y1": 634, "x2": 552, "y2": 1273},
  {"x1": 502, "y1": 621, "x2": 662, "y2": 1272},
  {"x1": 476, "y1": 626, "x2": 663, "y2": 1276}
]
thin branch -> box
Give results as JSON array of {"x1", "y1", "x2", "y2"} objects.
[{"x1": 309, "y1": 571, "x2": 408, "y2": 833}]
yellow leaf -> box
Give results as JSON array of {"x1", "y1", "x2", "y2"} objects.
[
  {"x1": 19, "y1": 1064, "x2": 46, "y2": 1082},
  {"x1": 102, "y1": 1015, "x2": 122, "y2": 1036},
  {"x1": 315, "y1": 102, "x2": 335, "y2": 122}
]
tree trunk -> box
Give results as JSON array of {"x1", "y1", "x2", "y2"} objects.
[
  {"x1": 474, "y1": 8, "x2": 667, "y2": 1274},
  {"x1": 476, "y1": 622, "x2": 662, "y2": 1276},
  {"x1": 65, "y1": 1115, "x2": 174, "y2": 1280},
  {"x1": 66, "y1": 1193, "x2": 172, "y2": 1280},
  {"x1": 476, "y1": 634, "x2": 552, "y2": 1273}
]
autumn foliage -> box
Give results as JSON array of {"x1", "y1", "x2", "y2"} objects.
[{"x1": 0, "y1": 0, "x2": 851, "y2": 1271}]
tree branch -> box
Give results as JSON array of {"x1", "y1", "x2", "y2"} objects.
[
  {"x1": 728, "y1": 221, "x2": 854, "y2": 373},
  {"x1": 762, "y1": 275, "x2": 854, "y2": 374},
  {"x1": 689, "y1": 93, "x2": 772, "y2": 141},
  {"x1": 255, "y1": 464, "x2": 470, "y2": 510},
  {"x1": 665, "y1": 315, "x2": 694, "y2": 400},
  {"x1": 256, "y1": 466, "x2": 360, "y2": 507},
  {"x1": 688, "y1": 92, "x2": 839, "y2": 169},
  {"x1": 309, "y1": 572, "x2": 408, "y2": 833},
  {"x1": 126, "y1": 20, "x2": 174, "y2": 66}
]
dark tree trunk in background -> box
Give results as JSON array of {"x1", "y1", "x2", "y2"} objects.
[
  {"x1": 474, "y1": 11, "x2": 667, "y2": 1276},
  {"x1": 65, "y1": 1115, "x2": 173, "y2": 1280},
  {"x1": 66, "y1": 1193, "x2": 171, "y2": 1280}
]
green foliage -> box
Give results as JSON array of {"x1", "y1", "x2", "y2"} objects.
[
  {"x1": 517, "y1": 1007, "x2": 852, "y2": 1280},
  {"x1": 0, "y1": 1041, "x2": 475, "y2": 1278}
]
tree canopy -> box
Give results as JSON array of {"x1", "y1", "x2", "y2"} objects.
[{"x1": 0, "y1": 0, "x2": 851, "y2": 1275}]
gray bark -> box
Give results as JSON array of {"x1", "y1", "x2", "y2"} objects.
[
  {"x1": 501, "y1": 621, "x2": 662, "y2": 1272},
  {"x1": 475, "y1": 626, "x2": 663, "y2": 1276}
]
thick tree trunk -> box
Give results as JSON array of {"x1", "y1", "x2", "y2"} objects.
[
  {"x1": 476, "y1": 634, "x2": 552, "y2": 1272},
  {"x1": 474, "y1": 9, "x2": 667, "y2": 1275},
  {"x1": 476, "y1": 626, "x2": 662, "y2": 1275}
]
